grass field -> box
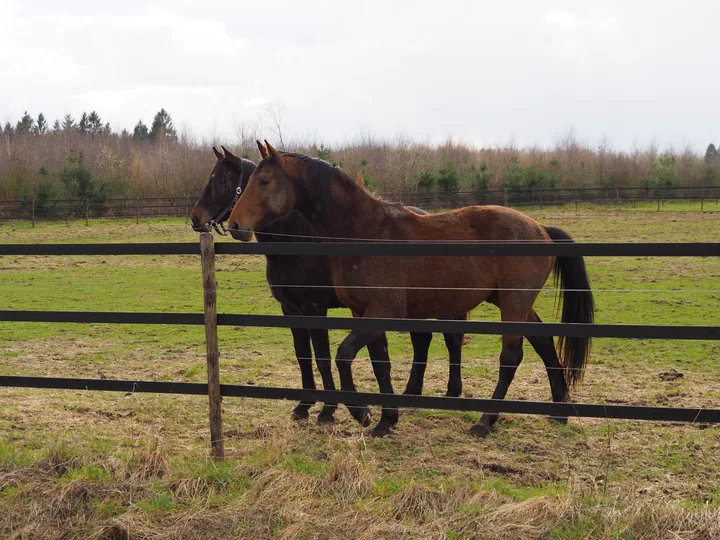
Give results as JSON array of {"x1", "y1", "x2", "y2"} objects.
[{"x1": 1, "y1": 206, "x2": 719, "y2": 539}]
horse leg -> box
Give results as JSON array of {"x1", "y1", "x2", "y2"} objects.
[
  {"x1": 403, "y1": 332, "x2": 432, "y2": 395},
  {"x1": 366, "y1": 334, "x2": 399, "y2": 437},
  {"x1": 471, "y1": 294, "x2": 533, "y2": 437},
  {"x1": 526, "y1": 308, "x2": 570, "y2": 424},
  {"x1": 335, "y1": 322, "x2": 375, "y2": 427},
  {"x1": 287, "y1": 325, "x2": 316, "y2": 421},
  {"x1": 443, "y1": 313, "x2": 467, "y2": 397},
  {"x1": 309, "y1": 325, "x2": 337, "y2": 424}
]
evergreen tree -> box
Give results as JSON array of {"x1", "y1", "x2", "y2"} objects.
[
  {"x1": 52, "y1": 119, "x2": 61, "y2": 132},
  {"x1": 2, "y1": 122, "x2": 13, "y2": 136},
  {"x1": 16, "y1": 111, "x2": 35, "y2": 134},
  {"x1": 436, "y1": 162, "x2": 460, "y2": 193},
  {"x1": 35, "y1": 113, "x2": 48, "y2": 134},
  {"x1": 62, "y1": 114, "x2": 76, "y2": 132},
  {"x1": 149, "y1": 108, "x2": 177, "y2": 142},
  {"x1": 705, "y1": 143, "x2": 719, "y2": 163},
  {"x1": 78, "y1": 112, "x2": 89, "y2": 134},
  {"x1": 87, "y1": 111, "x2": 103, "y2": 136},
  {"x1": 133, "y1": 120, "x2": 149, "y2": 141},
  {"x1": 102, "y1": 122, "x2": 111, "y2": 136}
]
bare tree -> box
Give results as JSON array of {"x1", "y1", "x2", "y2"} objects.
[
  {"x1": 233, "y1": 118, "x2": 261, "y2": 156},
  {"x1": 262, "y1": 100, "x2": 287, "y2": 149}
]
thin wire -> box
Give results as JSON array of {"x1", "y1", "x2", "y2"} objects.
[{"x1": 2, "y1": 280, "x2": 719, "y2": 295}]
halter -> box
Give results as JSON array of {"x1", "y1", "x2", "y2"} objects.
[{"x1": 207, "y1": 185, "x2": 242, "y2": 236}]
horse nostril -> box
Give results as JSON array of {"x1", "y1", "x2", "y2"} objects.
[
  {"x1": 191, "y1": 216, "x2": 199, "y2": 229},
  {"x1": 229, "y1": 221, "x2": 239, "y2": 230}
]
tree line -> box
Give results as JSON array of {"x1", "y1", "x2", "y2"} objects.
[{"x1": 1, "y1": 108, "x2": 719, "y2": 204}]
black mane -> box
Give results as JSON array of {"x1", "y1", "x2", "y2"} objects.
[{"x1": 279, "y1": 151, "x2": 340, "y2": 200}]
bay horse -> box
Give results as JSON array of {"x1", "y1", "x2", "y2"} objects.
[
  {"x1": 191, "y1": 146, "x2": 466, "y2": 425},
  {"x1": 228, "y1": 141, "x2": 595, "y2": 438}
]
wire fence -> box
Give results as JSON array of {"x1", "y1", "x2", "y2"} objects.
[
  {"x1": 1, "y1": 238, "x2": 719, "y2": 459},
  {"x1": 1, "y1": 185, "x2": 720, "y2": 224}
]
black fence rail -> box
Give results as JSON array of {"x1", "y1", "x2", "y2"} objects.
[
  {"x1": 1, "y1": 237, "x2": 719, "y2": 459},
  {"x1": 1, "y1": 186, "x2": 720, "y2": 224},
  {"x1": 381, "y1": 185, "x2": 720, "y2": 211},
  {"x1": 0, "y1": 196, "x2": 193, "y2": 223}
]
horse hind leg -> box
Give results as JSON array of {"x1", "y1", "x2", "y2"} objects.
[
  {"x1": 471, "y1": 294, "x2": 533, "y2": 438},
  {"x1": 526, "y1": 308, "x2": 570, "y2": 424}
]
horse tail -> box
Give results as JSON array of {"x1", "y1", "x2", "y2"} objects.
[{"x1": 543, "y1": 225, "x2": 595, "y2": 388}]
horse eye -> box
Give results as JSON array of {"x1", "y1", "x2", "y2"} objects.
[{"x1": 260, "y1": 178, "x2": 269, "y2": 186}]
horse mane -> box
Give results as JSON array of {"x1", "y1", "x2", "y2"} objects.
[
  {"x1": 239, "y1": 158, "x2": 257, "y2": 188},
  {"x1": 278, "y1": 152, "x2": 400, "y2": 205}
]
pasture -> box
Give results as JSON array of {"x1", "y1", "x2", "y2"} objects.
[{"x1": 1, "y1": 207, "x2": 719, "y2": 539}]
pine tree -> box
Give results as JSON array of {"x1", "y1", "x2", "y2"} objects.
[
  {"x1": 78, "y1": 112, "x2": 89, "y2": 134},
  {"x1": 16, "y1": 111, "x2": 35, "y2": 134},
  {"x1": 87, "y1": 111, "x2": 103, "y2": 136},
  {"x1": 62, "y1": 114, "x2": 76, "y2": 132},
  {"x1": 2, "y1": 122, "x2": 13, "y2": 136},
  {"x1": 705, "y1": 143, "x2": 719, "y2": 163},
  {"x1": 36, "y1": 113, "x2": 48, "y2": 134},
  {"x1": 52, "y1": 119, "x2": 61, "y2": 132},
  {"x1": 133, "y1": 120, "x2": 149, "y2": 141},
  {"x1": 149, "y1": 108, "x2": 177, "y2": 142}
]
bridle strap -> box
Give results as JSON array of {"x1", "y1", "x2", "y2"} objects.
[{"x1": 208, "y1": 184, "x2": 242, "y2": 236}]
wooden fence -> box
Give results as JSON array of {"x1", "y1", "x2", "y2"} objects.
[{"x1": 1, "y1": 236, "x2": 719, "y2": 460}]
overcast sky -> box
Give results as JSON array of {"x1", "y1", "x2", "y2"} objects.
[{"x1": 2, "y1": 0, "x2": 718, "y2": 152}]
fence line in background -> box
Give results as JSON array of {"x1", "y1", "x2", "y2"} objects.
[
  {"x1": 1, "y1": 234, "x2": 719, "y2": 460},
  {"x1": 1, "y1": 186, "x2": 720, "y2": 223}
]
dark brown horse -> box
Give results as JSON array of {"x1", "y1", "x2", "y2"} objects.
[
  {"x1": 191, "y1": 146, "x2": 466, "y2": 425},
  {"x1": 228, "y1": 141, "x2": 595, "y2": 438}
]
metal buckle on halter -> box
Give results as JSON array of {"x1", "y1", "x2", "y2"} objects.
[{"x1": 207, "y1": 186, "x2": 242, "y2": 236}]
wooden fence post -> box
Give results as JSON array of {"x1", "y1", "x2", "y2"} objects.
[
  {"x1": 31, "y1": 199, "x2": 35, "y2": 228},
  {"x1": 701, "y1": 187, "x2": 704, "y2": 212},
  {"x1": 85, "y1": 197, "x2": 90, "y2": 226},
  {"x1": 200, "y1": 232, "x2": 224, "y2": 460},
  {"x1": 136, "y1": 198, "x2": 140, "y2": 224},
  {"x1": 504, "y1": 189, "x2": 508, "y2": 207}
]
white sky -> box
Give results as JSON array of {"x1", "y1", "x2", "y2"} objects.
[{"x1": 1, "y1": 0, "x2": 718, "y2": 152}]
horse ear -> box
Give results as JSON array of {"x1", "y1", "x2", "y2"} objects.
[
  {"x1": 221, "y1": 145, "x2": 238, "y2": 162},
  {"x1": 213, "y1": 146, "x2": 223, "y2": 160},
  {"x1": 256, "y1": 140, "x2": 269, "y2": 159},
  {"x1": 265, "y1": 140, "x2": 282, "y2": 163}
]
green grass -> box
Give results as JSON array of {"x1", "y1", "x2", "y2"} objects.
[{"x1": 0, "y1": 211, "x2": 719, "y2": 538}]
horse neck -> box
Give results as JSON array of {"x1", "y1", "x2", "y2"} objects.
[{"x1": 296, "y1": 171, "x2": 384, "y2": 239}]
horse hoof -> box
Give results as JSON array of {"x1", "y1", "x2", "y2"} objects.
[
  {"x1": 291, "y1": 407, "x2": 310, "y2": 421},
  {"x1": 370, "y1": 423, "x2": 391, "y2": 438},
  {"x1": 445, "y1": 388, "x2": 462, "y2": 398},
  {"x1": 317, "y1": 412, "x2": 336, "y2": 425},
  {"x1": 349, "y1": 406, "x2": 371, "y2": 426},
  {"x1": 470, "y1": 423, "x2": 491, "y2": 438},
  {"x1": 388, "y1": 411, "x2": 400, "y2": 427},
  {"x1": 549, "y1": 416, "x2": 568, "y2": 425}
]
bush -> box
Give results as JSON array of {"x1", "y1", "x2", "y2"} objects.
[
  {"x1": 417, "y1": 169, "x2": 435, "y2": 192},
  {"x1": 645, "y1": 155, "x2": 678, "y2": 193},
  {"x1": 436, "y1": 162, "x2": 459, "y2": 193},
  {"x1": 466, "y1": 162, "x2": 492, "y2": 201}
]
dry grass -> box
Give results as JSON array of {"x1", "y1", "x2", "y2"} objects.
[{"x1": 1, "y1": 211, "x2": 719, "y2": 538}]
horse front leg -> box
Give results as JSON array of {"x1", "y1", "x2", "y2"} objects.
[
  {"x1": 367, "y1": 333, "x2": 399, "y2": 437},
  {"x1": 309, "y1": 325, "x2": 337, "y2": 424},
  {"x1": 288, "y1": 326, "x2": 316, "y2": 421},
  {"x1": 403, "y1": 332, "x2": 432, "y2": 395},
  {"x1": 335, "y1": 326, "x2": 375, "y2": 427},
  {"x1": 443, "y1": 313, "x2": 467, "y2": 397}
]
